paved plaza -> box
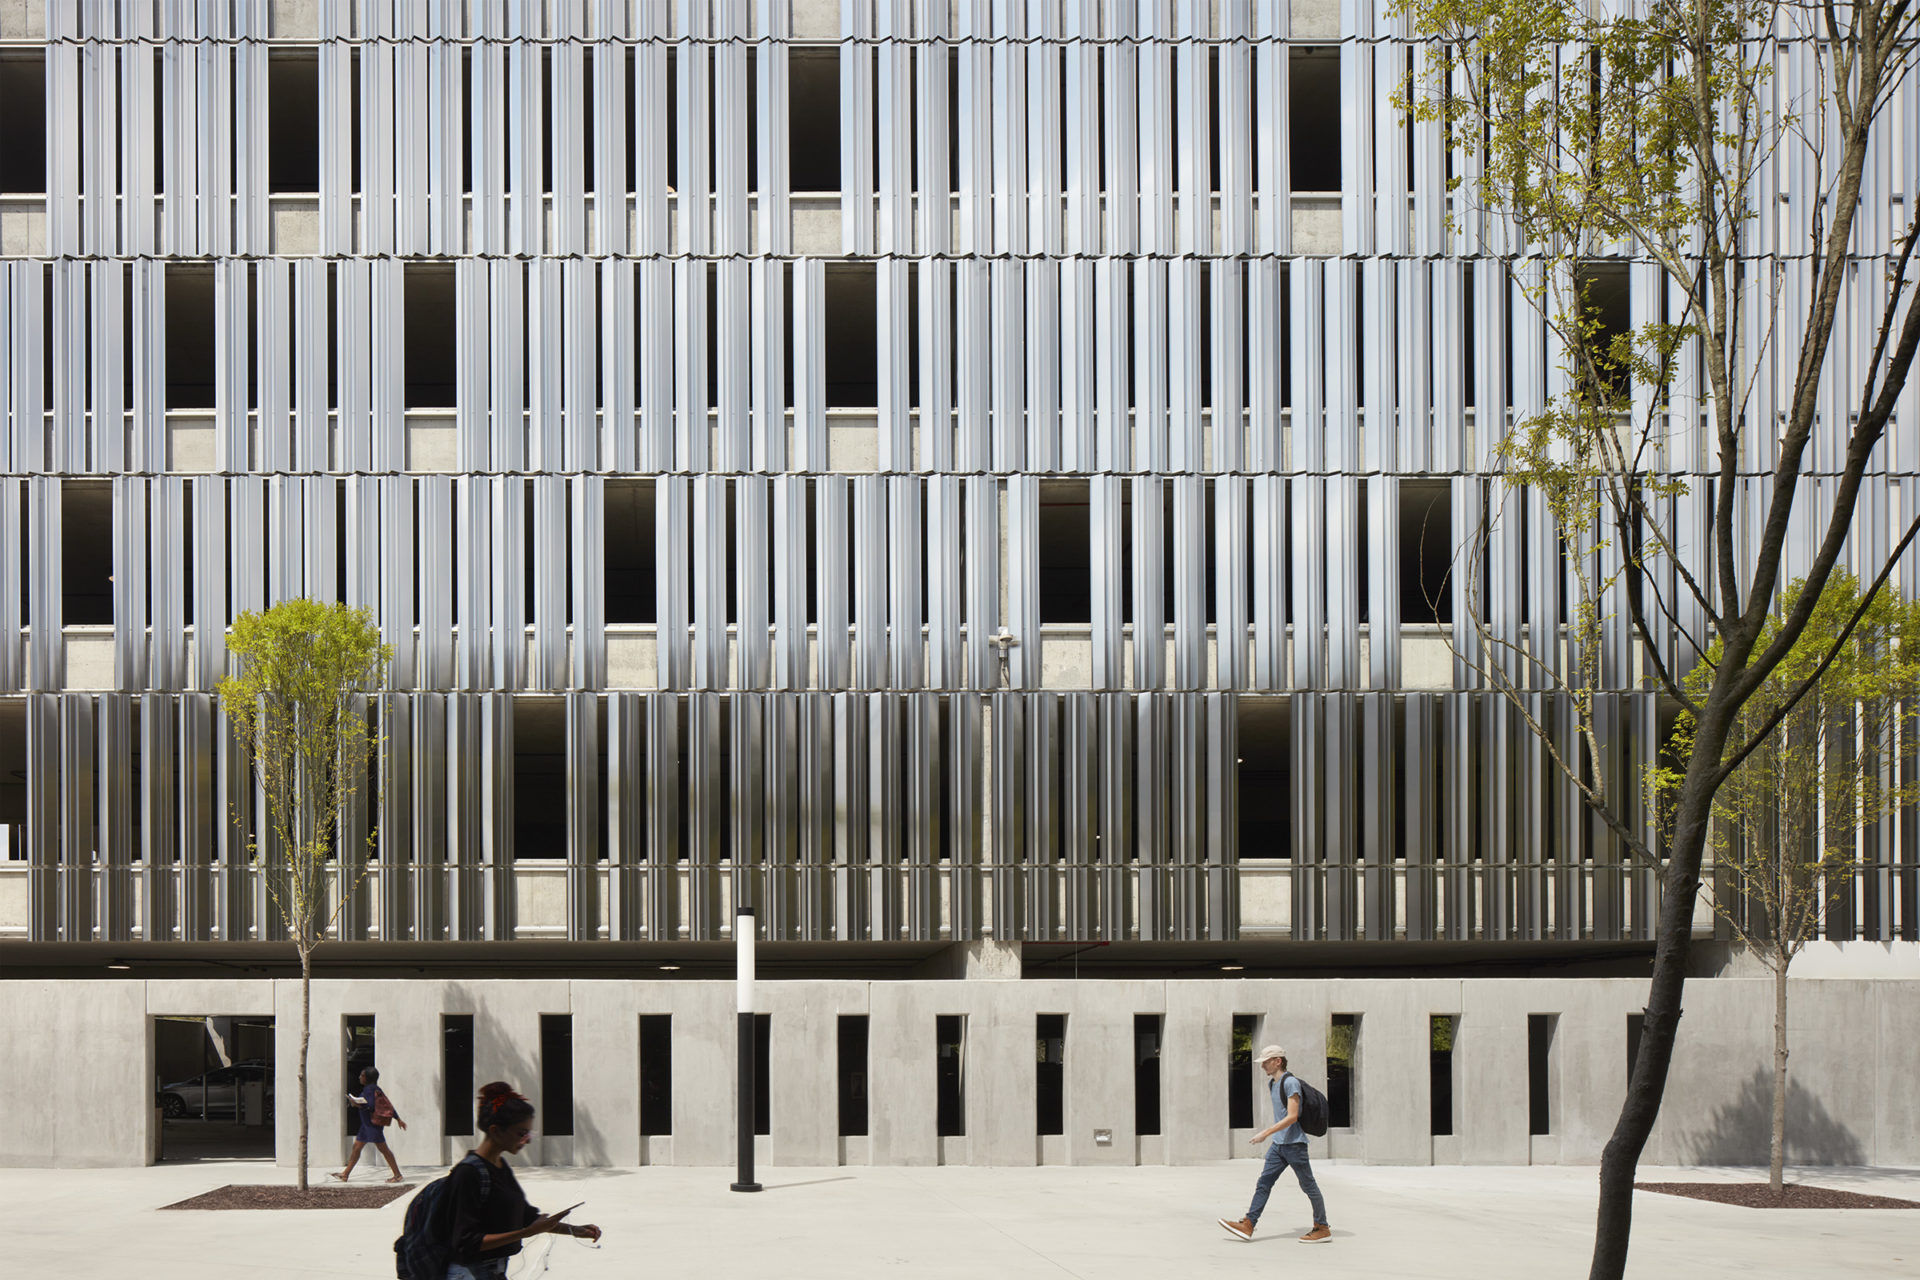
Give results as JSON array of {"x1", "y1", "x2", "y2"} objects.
[{"x1": 6, "y1": 1159, "x2": 1915, "y2": 1278}]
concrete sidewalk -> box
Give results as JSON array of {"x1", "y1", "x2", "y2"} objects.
[{"x1": 8, "y1": 1160, "x2": 1916, "y2": 1278}]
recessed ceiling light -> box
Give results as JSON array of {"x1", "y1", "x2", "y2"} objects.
[
  {"x1": 1220, "y1": 963, "x2": 1245, "y2": 972},
  {"x1": 107, "y1": 962, "x2": 132, "y2": 971},
  {"x1": 658, "y1": 965, "x2": 681, "y2": 972}
]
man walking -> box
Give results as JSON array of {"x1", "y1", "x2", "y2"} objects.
[{"x1": 1218, "y1": 1045, "x2": 1331, "y2": 1243}]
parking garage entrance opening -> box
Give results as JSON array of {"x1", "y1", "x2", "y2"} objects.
[{"x1": 152, "y1": 1015, "x2": 276, "y2": 1163}]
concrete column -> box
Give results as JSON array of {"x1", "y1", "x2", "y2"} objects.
[
  {"x1": 662, "y1": 981, "x2": 738, "y2": 1167},
  {"x1": 1329, "y1": 979, "x2": 1446, "y2": 1166},
  {"x1": 976, "y1": 985, "x2": 1039, "y2": 1167},
  {"x1": 1458, "y1": 981, "x2": 1530, "y2": 1164},
  {"x1": 767, "y1": 981, "x2": 867, "y2": 1166},
  {"x1": 867, "y1": 983, "x2": 942, "y2": 1166},
  {"x1": 1062, "y1": 980, "x2": 1163, "y2": 1166},
  {"x1": 1538, "y1": 981, "x2": 1637, "y2": 1166},
  {"x1": 569, "y1": 980, "x2": 641, "y2": 1167},
  {"x1": 469, "y1": 981, "x2": 570, "y2": 1167},
  {"x1": 372, "y1": 981, "x2": 449, "y2": 1173}
]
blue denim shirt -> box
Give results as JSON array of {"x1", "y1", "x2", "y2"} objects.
[{"x1": 1269, "y1": 1073, "x2": 1305, "y2": 1145}]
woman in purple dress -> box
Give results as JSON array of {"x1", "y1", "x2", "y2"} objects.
[{"x1": 332, "y1": 1066, "x2": 408, "y2": 1183}]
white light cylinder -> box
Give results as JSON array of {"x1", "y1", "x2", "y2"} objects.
[{"x1": 735, "y1": 910, "x2": 755, "y2": 1014}]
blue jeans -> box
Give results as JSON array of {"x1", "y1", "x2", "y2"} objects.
[
  {"x1": 447, "y1": 1261, "x2": 508, "y2": 1280},
  {"x1": 1247, "y1": 1140, "x2": 1327, "y2": 1227}
]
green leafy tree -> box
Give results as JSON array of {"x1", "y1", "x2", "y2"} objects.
[
  {"x1": 218, "y1": 600, "x2": 390, "y2": 1191},
  {"x1": 1653, "y1": 575, "x2": 1920, "y2": 1194},
  {"x1": 1394, "y1": 0, "x2": 1920, "y2": 1274}
]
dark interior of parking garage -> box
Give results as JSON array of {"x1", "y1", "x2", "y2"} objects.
[{"x1": 1, "y1": 938, "x2": 1659, "y2": 982}]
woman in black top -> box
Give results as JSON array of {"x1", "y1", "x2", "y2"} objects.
[{"x1": 443, "y1": 1082, "x2": 603, "y2": 1280}]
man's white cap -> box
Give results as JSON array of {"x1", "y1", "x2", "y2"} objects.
[{"x1": 1256, "y1": 1044, "x2": 1287, "y2": 1063}]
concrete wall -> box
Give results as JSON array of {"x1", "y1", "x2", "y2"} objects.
[{"x1": 2, "y1": 977, "x2": 1914, "y2": 1171}]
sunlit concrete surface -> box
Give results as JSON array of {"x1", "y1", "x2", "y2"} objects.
[{"x1": 6, "y1": 1160, "x2": 1916, "y2": 1279}]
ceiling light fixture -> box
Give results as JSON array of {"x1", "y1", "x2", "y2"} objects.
[
  {"x1": 658, "y1": 964, "x2": 681, "y2": 972},
  {"x1": 106, "y1": 962, "x2": 132, "y2": 971},
  {"x1": 1220, "y1": 963, "x2": 1245, "y2": 972}
]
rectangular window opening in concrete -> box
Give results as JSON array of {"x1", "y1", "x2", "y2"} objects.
[
  {"x1": 1038, "y1": 479, "x2": 1090, "y2": 625},
  {"x1": 594, "y1": 700, "x2": 610, "y2": 861},
  {"x1": 513, "y1": 698, "x2": 565, "y2": 860},
  {"x1": 1430, "y1": 1014, "x2": 1456, "y2": 1137},
  {"x1": 837, "y1": 1014, "x2": 869, "y2": 1138},
  {"x1": 1462, "y1": 264, "x2": 1476, "y2": 408},
  {"x1": 1529, "y1": 1012, "x2": 1557, "y2": 1135},
  {"x1": 1288, "y1": 49, "x2": 1340, "y2": 192},
  {"x1": 462, "y1": 49, "x2": 474, "y2": 192},
  {"x1": 403, "y1": 263, "x2": 458, "y2": 410},
  {"x1": 1575, "y1": 261, "x2": 1633, "y2": 397},
  {"x1": 540, "y1": 1012, "x2": 574, "y2": 1136},
  {"x1": 0, "y1": 52, "x2": 45, "y2": 194},
  {"x1": 1400, "y1": 481, "x2": 1454, "y2": 624},
  {"x1": 520, "y1": 478, "x2": 574, "y2": 627},
  {"x1": 1346, "y1": 480, "x2": 1363, "y2": 623},
  {"x1": 639, "y1": 1014, "x2": 672, "y2": 1136},
  {"x1": 1278, "y1": 262, "x2": 1293, "y2": 410},
  {"x1": 348, "y1": 49, "x2": 362, "y2": 193},
  {"x1": 442, "y1": 1014, "x2": 474, "y2": 1136},
  {"x1": 61, "y1": 480, "x2": 114, "y2": 626},
  {"x1": 935, "y1": 695, "x2": 954, "y2": 863},
  {"x1": 673, "y1": 697, "x2": 692, "y2": 862},
  {"x1": 936, "y1": 1014, "x2": 966, "y2": 1137},
  {"x1": 1133, "y1": 1013, "x2": 1162, "y2": 1137},
  {"x1": 343, "y1": 1015, "x2": 375, "y2": 1136},
  {"x1": 1328, "y1": 1012, "x2": 1358, "y2": 1128},
  {"x1": 0, "y1": 703, "x2": 26, "y2": 855},
  {"x1": 1228, "y1": 1013, "x2": 1256, "y2": 1129},
  {"x1": 823, "y1": 263, "x2": 877, "y2": 408},
  {"x1": 947, "y1": 49, "x2": 961, "y2": 193},
  {"x1": 662, "y1": 48, "x2": 680, "y2": 191},
  {"x1": 332, "y1": 479, "x2": 349, "y2": 604},
  {"x1": 534, "y1": 49, "x2": 554, "y2": 194},
  {"x1": 789, "y1": 48, "x2": 839, "y2": 193},
  {"x1": 1036, "y1": 1013, "x2": 1066, "y2": 1136},
  {"x1": 164, "y1": 265, "x2": 217, "y2": 410},
  {"x1": 753, "y1": 1012, "x2": 771, "y2": 1136},
  {"x1": 267, "y1": 51, "x2": 320, "y2": 193},
  {"x1": 1236, "y1": 699, "x2": 1290, "y2": 861}
]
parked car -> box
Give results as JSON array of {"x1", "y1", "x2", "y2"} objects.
[{"x1": 157, "y1": 1063, "x2": 275, "y2": 1120}]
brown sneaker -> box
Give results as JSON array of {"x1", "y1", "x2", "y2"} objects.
[
  {"x1": 1217, "y1": 1217, "x2": 1254, "y2": 1241},
  {"x1": 1299, "y1": 1224, "x2": 1332, "y2": 1243}
]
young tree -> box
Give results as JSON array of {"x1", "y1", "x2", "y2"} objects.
[
  {"x1": 218, "y1": 600, "x2": 390, "y2": 1192},
  {"x1": 1395, "y1": 0, "x2": 1920, "y2": 1275},
  {"x1": 1656, "y1": 574, "x2": 1920, "y2": 1194}
]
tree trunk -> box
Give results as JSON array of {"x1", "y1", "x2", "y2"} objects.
[
  {"x1": 1587, "y1": 724, "x2": 1727, "y2": 1280},
  {"x1": 297, "y1": 946, "x2": 311, "y2": 1192},
  {"x1": 1771, "y1": 958, "x2": 1788, "y2": 1195}
]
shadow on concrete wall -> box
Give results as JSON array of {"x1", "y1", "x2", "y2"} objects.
[{"x1": 1679, "y1": 1068, "x2": 1864, "y2": 1167}]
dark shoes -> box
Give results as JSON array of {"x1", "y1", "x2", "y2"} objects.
[
  {"x1": 1217, "y1": 1216, "x2": 1254, "y2": 1241},
  {"x1": 1300, "y1": 1224, "x2": 1333, "y2": 1243}
]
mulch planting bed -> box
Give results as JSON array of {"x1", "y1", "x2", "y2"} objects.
[
  {"x1": 160, "y1": 1183, "x2": 414, "y2": 1211},
  {"x1": 1637, "y1": 1182, "x2": 1920, "y2": 1210}
]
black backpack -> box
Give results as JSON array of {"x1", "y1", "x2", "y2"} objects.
[
  {"x1": 394, "y1": 1153, "x2": 490, "y2": 1280},
  {"x1": 1283, "y1": 1072, "x2": 1332, "y2": 1138}
]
